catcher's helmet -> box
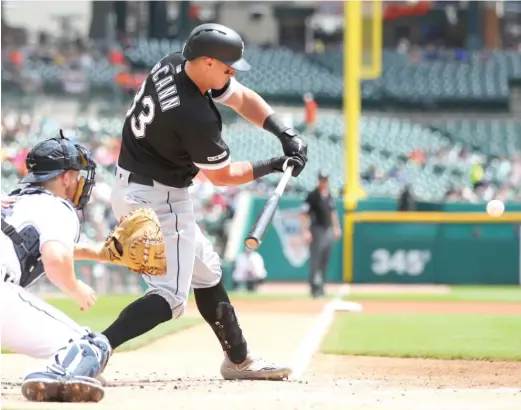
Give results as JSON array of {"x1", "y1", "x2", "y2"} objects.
[
  {"x1": 182, "y1": 23, "x2": 250, "y2": 71},
  {"x1": 21, "y1": 130, "x2": 96, "y2": 210}
]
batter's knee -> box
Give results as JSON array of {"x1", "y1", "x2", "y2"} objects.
[
  {"x1": 191, "y1": 252, "x2": 223, "y2": 289},
  {"x1": 145, "y1": 288, "x2": 187, "y2": 319}
]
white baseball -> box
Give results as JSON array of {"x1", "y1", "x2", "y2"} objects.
[{"x1": 486, "y1": 199, "x2": 504, "y2": 217}]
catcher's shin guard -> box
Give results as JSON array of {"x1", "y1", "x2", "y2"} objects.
[{"x1": 21, "y1": 333, "x2": 111, "y2": 402}]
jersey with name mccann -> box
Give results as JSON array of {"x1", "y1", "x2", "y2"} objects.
[
  {"x1": 0, "y1": 192, "x2": 80, "y2": 287},
  {"x1": 119, "y1": 52, "x2": 236, "y2": 188}
]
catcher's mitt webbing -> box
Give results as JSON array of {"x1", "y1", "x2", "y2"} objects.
[{"x1": 102, "y1": 208, "x2": 166, "y2": 276}]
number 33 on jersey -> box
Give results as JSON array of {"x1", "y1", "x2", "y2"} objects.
[{"x1": 125, "y1": 61, "x2": 181, "y2": 139}]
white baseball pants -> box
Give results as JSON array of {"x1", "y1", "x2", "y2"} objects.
[
  {"x1": 111, "y1": 166, "x2": 222, "y2": 318},
  {"x1": 0, "y1": 280, "x2": 89, "y2": 358}
]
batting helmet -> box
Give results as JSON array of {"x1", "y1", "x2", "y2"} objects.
[
  {"x1": 21, "y1": 130, "x2": 96, "y2": 210},
  {"x1": 182, "y1": 23, "x2": 251, "y2": 71}
]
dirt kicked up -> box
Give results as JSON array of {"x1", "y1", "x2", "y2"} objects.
[{"x1": 2, "y1": 285, "x2": 520, "y2": 410}]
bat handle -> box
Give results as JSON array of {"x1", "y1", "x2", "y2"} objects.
[{"x1": 274, "y1": 165, "x2": 294, "y2": 196}]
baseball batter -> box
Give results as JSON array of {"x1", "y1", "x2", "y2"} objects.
[
  {"x1": 78, "y1": 23, "x2": 308, "y2": 380},
  {"x1": 1, "y1": 133, "x2": 111, "y2": 402}
]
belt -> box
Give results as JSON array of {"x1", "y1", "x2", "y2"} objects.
[{"x1": 128, "y1": 173, "x2": 154, "y2": 187}]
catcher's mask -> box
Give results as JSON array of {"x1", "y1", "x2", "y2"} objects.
[{"x1": 21, "y1": 130, "x2": 96, "y2": 210}]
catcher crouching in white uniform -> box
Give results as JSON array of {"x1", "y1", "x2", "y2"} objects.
[{"x1": 0, "y1": 132, "x2": 111, "y2": 402}]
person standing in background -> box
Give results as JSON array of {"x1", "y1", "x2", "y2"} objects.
[
  {"x1": 232, "y1": 248, "x2": 267, "y2": 292},
  {"x1": 300, "y1": 173, "x2": 342, "y2": 298}
]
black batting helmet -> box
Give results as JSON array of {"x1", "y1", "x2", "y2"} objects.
[
  {"x1": 182, "y1": 23, "x2": 250, "y2": 71},
  {"x1": 21, "y1": 130, "x2": 96, "y2": 210}
]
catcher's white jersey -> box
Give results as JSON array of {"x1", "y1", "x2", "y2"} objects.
[
  {"x1": 1, "y1": 191, "x2": 80, "y2": 286},
  {"x1": 1, "y1": 191, "x2": 88, "y2": 359}
]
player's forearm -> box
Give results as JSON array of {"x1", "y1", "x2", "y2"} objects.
[
  {"x1": 42, "y1": 242, "x2": 80, "y2": 296},
  {"x1": 211, "y1": 162, "x2": 254, "y2": 186},
  {"x1": 204, "y1": 156, "x2": 290, "y2": 186},
  {"x1": 233, "y1": 86, "x2": 274, "y2": 128},
  {"x1": 74, "y1": 243, "x2": 106, "y2": 262}
]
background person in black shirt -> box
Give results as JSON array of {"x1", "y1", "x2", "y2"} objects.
[
  {"x1": 301, "y1": 173, "x2": 341, "y2": 298},
  {"x1": 77, "y1": 24, "x2": 308, "y2": 381}
]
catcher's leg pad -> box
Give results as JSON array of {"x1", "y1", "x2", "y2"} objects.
[
  {"x1": 48, "y1": 332, "x2": 111, "y2": 378},
  {"x1": 102, "y1": 207, "x2": 167, "y2": 276},
  {"x1": 21, "y1": 333, "x2": 110, "y2": 402}
]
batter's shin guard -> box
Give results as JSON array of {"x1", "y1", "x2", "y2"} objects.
[{"x1": 214, "y1": 302, "x2": 248, "y2": 364}]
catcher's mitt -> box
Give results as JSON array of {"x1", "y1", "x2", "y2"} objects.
[{"x1": 101, "y1": 208, "x2": 166, "y2": 276}]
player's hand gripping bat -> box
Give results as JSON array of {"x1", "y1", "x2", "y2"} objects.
[{"x1": 245, "y1": 166, "x2": 294, "y2": 250}]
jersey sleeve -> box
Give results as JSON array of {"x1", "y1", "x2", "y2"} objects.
[
  {"x1": 179, "y1": 118, "x2": 231, "y2": 170},
  {"x1": 38, "y1": 201, "x2": 79, "y2": 252},
  {"x1": 211, "y1": 77, "x2": 238, "y2": 104}
]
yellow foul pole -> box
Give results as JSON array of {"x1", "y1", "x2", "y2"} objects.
[{"x1": 343, "y1": 0, "x2": 362, "y2": 282}]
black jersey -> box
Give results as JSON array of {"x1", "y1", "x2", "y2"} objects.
[{"x1": 118, "y1": 52, "x2": 235, "y2": 188}]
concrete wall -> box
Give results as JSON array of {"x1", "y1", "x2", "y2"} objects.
[
  {"x1": 3, "y1": 0, "x2": 92, "y2": 42},
  {"x1": 217, "y1": 2, "x2": 279, "y2": 46}
]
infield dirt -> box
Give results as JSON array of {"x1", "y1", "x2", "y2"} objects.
[{"x1": 2, "y1": 285, "x2": 520, "y2": 410}]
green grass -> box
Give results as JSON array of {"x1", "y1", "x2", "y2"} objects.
[
  {"x1": 223, "y1": 291, "x2": 334, "y2": 301},
  {"x1": 1, "y1": 290, "x2": 312, "y2": 355},
  {"x1": 322, "y1": 313, "x2": 521, "y2": 361},
  {"x1": 348, "y1": 286, "x2": 521, "y2": 303},
  {"x1": 2, "y1": 295, "x2": 202, "y2": 354}
]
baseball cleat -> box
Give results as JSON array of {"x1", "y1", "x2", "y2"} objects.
[
  {"x1": 21, "y1": 372, "x2": 104, "y2": 402},
  {"x1": 95, "y1": 373, "x2": 109, "y2": 386},
  {"x1": 220, "y1": 354, "x2": 292, "y2": 381}
]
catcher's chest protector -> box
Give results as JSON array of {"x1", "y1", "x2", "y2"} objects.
[{"x1": 1, "y1": 213, "x2": 44, "y2": 288}]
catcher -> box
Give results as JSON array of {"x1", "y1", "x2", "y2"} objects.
[{"x1": 1, "y1": 132, "x2": 111, "y2": 403}]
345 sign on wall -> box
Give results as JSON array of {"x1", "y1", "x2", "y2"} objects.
[{"x1": 371, "y1": 249, "x2": 432, "y2": 276}]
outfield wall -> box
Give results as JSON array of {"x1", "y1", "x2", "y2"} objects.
[
  {"x1": 62, "y1": 197, "x2": 521, "y2": 294},
  {"x1": 237, "y1": 196, "x2": 521, "y2": 286}
]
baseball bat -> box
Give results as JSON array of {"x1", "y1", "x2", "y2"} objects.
[{"x1": 245, "y1": 166, "x2": 294, "y2": 250}]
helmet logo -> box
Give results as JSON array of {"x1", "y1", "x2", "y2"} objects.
[{"x1": 241, "y1": 41, "x2": 245, "y2": 55}]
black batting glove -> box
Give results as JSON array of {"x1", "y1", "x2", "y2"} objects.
[
  {"x1": 252, "y1": 156, "x2": 305, "y2": 180},
  {"x1": 262, "y1": 113, "x2": 308, "y2": 168},
  {"x1": 278, "y1": 129, "x2": 308, "y2": 166},
  {"x1": 271, "y1": 156, "x2": 306, "y2": 177}
]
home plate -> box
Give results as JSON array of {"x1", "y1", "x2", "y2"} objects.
[{"x1": 329, "y1": 300, "x2": 363, "y2": 312}]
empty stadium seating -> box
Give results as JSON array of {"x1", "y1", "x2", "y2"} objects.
[
  {"x1": 7, "y1": 42, "x2": 521, "y2": 110},
  {"x1": 430, "y1": 120, "x2": 521, "y2": 157}
]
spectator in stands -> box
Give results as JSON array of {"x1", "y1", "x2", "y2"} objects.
[
  {"x1": 388, "y1": 163, "x2": 407, "y2": 181},
  {"x1": 301, "y1": 172, "x2": 341, "y2": 298},
  {"x1": 362, "y1": 165, "x2": 385, "y2": 183},
  {"x1": 232, "y1": 248, "x2": 267, "y2": 293},
  {"x1": 470, "y1": 162, "x2": 484, "y2": 189},
  {"x1": 303, "y1": 92, "x2": 318, "y2": 135},
  {"x1": 444, "y1": 186, "x2": 461, "y2": 202}
]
